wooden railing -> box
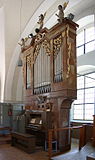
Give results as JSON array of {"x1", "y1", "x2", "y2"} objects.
[{"x1": 48, "y1": 125, "x2": 86, "y2": 160}]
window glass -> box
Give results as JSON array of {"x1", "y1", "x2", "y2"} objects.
[
  {"x1": 73, "y1": 104, "x2": 83, "y2": 120},
  {"x1": 77, "y1": 46, "x2": 84, "y2": 57},
  {"x1": 85, "y1": 88, "x2": 95, "y2": 103},
  {"x1": 77, "y1": 31, "x2": 84, "y2": 46},
  {"x1": 77, "y1": 76, "x2": 84, "y2": 89},
  {"x1": 89, "y1": 72, "x2": 95, "y2": 78},
  {"x1": 85, "y1": 74, "x2": 95, "y2": 88},
  {"x1": 76, "y1": 90, "x2": 84, "y2": 104},
  {"x1": 85, "y1": 104, "x2": 94, "y2": 120},
  {"x1": 72, "y1": 73, "x2": 95, "y2": 121},
  {"x1": 85, "y1": 27, "x2": 95, "y2": 43},
  {"x1": 73, "y1": 15, "x2": 95, "y2": 121},
  {"x1": 85, "y1": 41, "x2": 95, "y2": 53}
]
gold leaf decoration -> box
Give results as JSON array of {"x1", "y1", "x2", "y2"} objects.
[
  {"x1": 42, "y1": 39, "x2": 51, "y2": 56},
  {"x1": 33, "y1": 39, "x2": 51, "y2": 63},
  {"x1": 35, "y1": 32, "x2": 46, "y2": 43},
  {"x1": 33, "y1": 44, "x2": 41, "y2": 62},
  {"x1": 66, "y1": 25, "x2": 72, "y2": 78},
  {"x1": 53, "y1": 35, "x2": 62, "y2": 58}
]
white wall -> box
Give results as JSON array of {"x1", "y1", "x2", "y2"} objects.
[
  {"x1": 0, "y1": 7, "x2": 5, "y2": 101},
  {"x1": 78, "y1": 51, "x2": 95, "y2": 67}
]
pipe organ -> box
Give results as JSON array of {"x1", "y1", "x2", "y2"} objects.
[{"x1": 21, "y1": 18, "x2": 78, "y2": 151}]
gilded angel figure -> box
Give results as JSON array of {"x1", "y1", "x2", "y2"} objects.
[
  {"x1": 37, "y1": 12, "x2": 46, "y2": 30},
  {"x1": 18, "y1": 37, "x2": 28, "y2": 51},
  {"x1": 56, "y1": 1, "x2": 69, "y2": 23}
]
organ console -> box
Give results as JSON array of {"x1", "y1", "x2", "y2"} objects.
[{"x1": 21, "y1": 17, "x2": 78, "y2": 151}]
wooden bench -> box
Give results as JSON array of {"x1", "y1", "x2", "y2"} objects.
[
  {"x1": 0, "y1": 127, "x2": 12, "y2": 144},
  {"x1": 11, "y1": 132, "x2": 35, "y2": 153}
]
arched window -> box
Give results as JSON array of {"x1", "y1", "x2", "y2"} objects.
[
  {"x1": 76, "y1": 15, "x2": 95, "y2": 57},
  {"x1": 71, "y1": 72, "x2": 95, "y2": 121},
  {"x1": 71, "y1": 15, "x2": 95, "y2": 122}
]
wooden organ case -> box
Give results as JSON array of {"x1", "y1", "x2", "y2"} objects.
[{"x1": 21, "y1": 18, "x2": 78, "y2": 151}]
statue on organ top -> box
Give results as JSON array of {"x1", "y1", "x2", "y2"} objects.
[{"x1": 56, "y1": 1, "x2": 69, "y2": 23}]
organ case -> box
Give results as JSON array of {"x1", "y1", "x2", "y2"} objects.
[{"x1": 21, "y1": 18, "x2": 78, "y2": 151}]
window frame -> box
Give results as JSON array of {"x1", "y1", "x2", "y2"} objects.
[
  {"x1": 77, "y1": 26, "x2": 95, "y2": 57},
  {"x1": 72, "y1": 72, "x2": 95, "y2": 122}
]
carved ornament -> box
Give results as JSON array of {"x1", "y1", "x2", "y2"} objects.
[
  {"x1": 42, "y1": 39, "x2": 51, "y2": 56},
  {"x1": 33, "y1": 39, "x2": 51, "y2": 62},
  {"x1": 66, "y1": 24, "x2": 72, "y2": 78},
  {"x1": 33, "y1": 44, "x2": 41, "y2": 62},
  {"x1": 53, "y1": 35, "x2": 62, "y2": 58},
  {"x1": 35, "y1": 32, "x2": 46, "y2": 43}
]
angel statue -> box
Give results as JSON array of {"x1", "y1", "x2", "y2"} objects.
[
  {"x1": 56, "y1": 1, "x2": 69, "y2": 23},
  {"x1": 37, "y1": 12, "x2": 46, "y2": 30},
  {"x1": 18, "y1": 37, "x2": 28, "y2": 51}
]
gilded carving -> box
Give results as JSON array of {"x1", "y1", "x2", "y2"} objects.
[
  {"x1": 35, "y1": 32, "x2": 46, "y2": 43},
  {"x1": 53, "y1": 35, "x2": 62, "y2": 58},
  {"x1": 42, "y1": 39, "x2": 51, "y2": 56},
  {"x1": 66, "y1": 25, "x2": 76, "y2": 79},
  {"x1": 66, "y1": 25, "x2": 71, "y2": 78},
  {"x1": 33, "y1": 44, "x2": 41, "y2": 62},
  {"x1": 67, "y1": 42, "x2": 71, "y2": 78},
  {"x1": 33, "y1": 39, "x2": 51, "y2": 62},
  {"x1": 62, "y1": 31, "x2": 65, "y2": 37}
]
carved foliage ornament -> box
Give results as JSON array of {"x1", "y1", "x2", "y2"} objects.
[
  {"x1": 42, "y1": 39, "x2": 51, "y2": 56},
  {"x1": 35, "y1": 32, "x2": 46, "y2": 43},
  {"x1": 33, "y1": 39, "x2": 51, "y2": 62},
  {"x1": 66, "y1": 25, "x2": 72, "y2": 78},
  {"x1": 53, "y1": 35, "x2": 62, "y2": 58}
]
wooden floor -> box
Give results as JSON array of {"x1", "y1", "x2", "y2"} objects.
[
  {"x1": 52, "y1": 141, "x2": 95, "y2": 160},
  {"x1": 0, "y1": 141, "x2": 95, "y2": 160}
]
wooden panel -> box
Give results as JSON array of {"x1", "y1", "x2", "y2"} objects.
[{"x1": 11, "y1": 132, "x2": 35, "y2": 153}]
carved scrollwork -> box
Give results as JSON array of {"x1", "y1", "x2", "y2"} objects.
[
  {"x1": 35, "y1": 32, "x2": 46, "y2": 43},
  {"x1": 67, "y1": 42, "x2": 71, "y2": 78},
  {"x1": 33, "y1": 39, "x2": 51, "y2": 62},
  {"x1": 33, "y1": 44, "x2": 41, "y2": 62},
  {"x1": 53, "y1": 35, "x2": 62, "y2": 58},
  {"x1": 42, "y1": 39, "x2": 51, "y2": 56},
  {"x1": 66, "y1": 24, "x2": 72, "y2": 78}
]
